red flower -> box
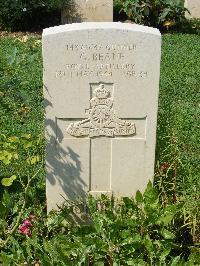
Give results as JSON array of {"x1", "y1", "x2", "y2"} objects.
[
  {"x1": 18, "y1": 216, "x2": 34, "y2": 236},
  {"x1": 19, "y1": 225, "x2": 32, "y2": 236},
  {"x1": 23, "y1": 219, "x2": 32, "y2": 227}
]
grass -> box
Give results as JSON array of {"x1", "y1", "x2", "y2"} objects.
[
  {"x1": 0, "y1": 37, "x2": 45, "y2": 205},
  {"x1": 0, "y1": 36, "x2": 43, "y2": 136},
  {"x1": 157, "y1": 34, "x2": 200, "y2": 237},
  {"x1": 0, "y1": 33, "x2": 200, "y2": 246}
]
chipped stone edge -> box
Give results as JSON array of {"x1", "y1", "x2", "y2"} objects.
[{"x1": 42, "y1": 22, "x2": 161, "y2": 37}]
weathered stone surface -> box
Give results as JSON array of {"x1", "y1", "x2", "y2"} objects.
[
  {"x1": 42, "y1": 23, "x2": 161, "y2": 211},
  {"x1": 185, "y1": 0, "x2": 200, "y2": 18},
  {"x1": 61, "y1": 0, "x2": 113, "y2": 24}
]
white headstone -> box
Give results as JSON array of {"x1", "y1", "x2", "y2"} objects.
[
  {"x1": 61, "y1": 0, "x2": 113, "y2": 24},
  {"x1": 43, "y1": 23, "x2": 161, "y2": 211},
  {"x1": 185, "y1": 0, "x2": 200, "y2": 18}
]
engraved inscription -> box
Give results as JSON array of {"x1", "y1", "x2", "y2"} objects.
[
  {"x1": 92, "y1": 53, "x2": 125, "y2": 61},
  {"x1": 66, "y1": 84, "x2": 136, "y2": 138},
  {"x1": 66, "y1": 44, "x2": 137, "y2": 51},
  {"x1": 55, "y1": 42, "x2": 148, "y2": 80}
]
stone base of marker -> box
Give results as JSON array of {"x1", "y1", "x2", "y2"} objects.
[
  {"x1": 185, "y1": 0, "x2": 200, "y2": 19},
  {"x1": 42, "y1": 23, "x2": 161, "y2": 212},
  {"x1": 61, "y1": 0, "x2": 113, "y2": 24}
]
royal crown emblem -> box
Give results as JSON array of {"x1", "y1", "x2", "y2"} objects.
[{"x1": 67, "y1": 84, "x2": 136, "y2": 138}]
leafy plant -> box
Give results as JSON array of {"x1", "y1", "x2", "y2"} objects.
[
  {"x1": 0, "y1": 0, "x2": 71, "y2": 31},
  {"x1": 119, "y1": 0, "x2": 188, "y2": 29},
  {"x1": 0, "y1": 133, "x2": 43, "y2": 184},
  {"x1": 1, "y1": 182, "x2": 198, "y2": 265},
  {"x1": 155, "y1": 33, "x2": 200, "y2": 246}
]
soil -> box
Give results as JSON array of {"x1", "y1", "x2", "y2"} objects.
[{"x1": 0, "y1": 31, "x2": 42, "y2": 38}]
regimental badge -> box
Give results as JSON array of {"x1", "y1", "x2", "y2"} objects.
[{"x1": 67, "y1": 83, "x2": 136, "y2": 138}]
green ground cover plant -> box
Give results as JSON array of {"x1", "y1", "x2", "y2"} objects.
[{"x1": 0, "y1": 34, "x2": 199, "y2": 264}]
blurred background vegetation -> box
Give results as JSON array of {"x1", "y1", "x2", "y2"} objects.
[
  {"x1": 0, "y1": 0, "x2": 199, "y2": 33},
  {"x1": 0, "y1": 0, "x2": 71, "y2": 31}
]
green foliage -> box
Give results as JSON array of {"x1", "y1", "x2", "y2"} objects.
[
  {"x1": 0, "y1": 182, "x2": 198, "y2": 265},
  {"x1": 156, "y1": 33, "x2": 200, "y2": 244},
  {"x1": 1, "y1": 175, "x2": 17, "y2": 187},
  {"x1": 0, "y1": 37, "x2": 43, "y2": 135},
  {"x1": 0, "y1": 0, "x2": 71, "y2": 31},
  {"x1": 0, "y1": 133, "x2": 43, "y2": 186},
  {"x1": 118, "y1": 0, "x2": 187, "y2": 29},
  {"x1": 114, "y1": 0, "x2": 128, "y2": 21}
]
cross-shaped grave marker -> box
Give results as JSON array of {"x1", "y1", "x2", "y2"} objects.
[
  {"x1": 43, "y1": 23, "x2": 161, "y2": 211},
  {"x1": 60, "y1": 82, "x2": 146, "y2": 196}
]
